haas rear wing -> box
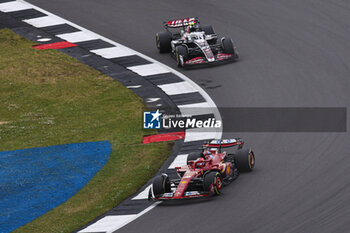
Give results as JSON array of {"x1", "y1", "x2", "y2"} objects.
[
  {"x1": 204, "y1": 139, "x2": 244, "y2": 151},
  {"x1": 164, "y1": 17, "x2": 198, "y2": 28}
]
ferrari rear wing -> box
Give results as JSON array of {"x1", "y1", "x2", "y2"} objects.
[
  {"x1": 204, "y1": 139, "x2": 244, "y2": 152},
  {"x1": 164, "y1": 17, "x2": 199, "y2": 28}
]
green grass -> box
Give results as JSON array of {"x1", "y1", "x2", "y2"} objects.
[{"x1": 0, "y1": 28, "x2": 173, "y2": 233}]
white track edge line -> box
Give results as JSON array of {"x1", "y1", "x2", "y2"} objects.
[{"x1": 107, "y1": 202, "x2": 161, "y2": 233}]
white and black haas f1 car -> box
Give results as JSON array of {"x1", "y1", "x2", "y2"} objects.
[
  {"x1": 156, "y1": 17, "x2": 239, "y2": 67},
  {"x1": 149, "y1": 139, "x2": 255, "y2": 201}
]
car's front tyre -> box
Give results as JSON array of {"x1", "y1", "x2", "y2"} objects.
[
  {"x1": 221, "y1": 38, "x2": 236, "y2": 54},
  {"x1": 201, "y1": 25, "x2": 215, "y2": 35},
  {"x1": 203, "y1": 171, "x2": 223, "y2": 195},
  {"x1": 201, "y1": 25, "x2": 217, "y2": 44},
  {"x1": 175, "y1": 45, "x2": 188, "y2": 67},
  {"x1": 152, "y1": 175, "x2": 171, "y2": 197},
  {"x1": 156, "y1": 32, "x2": 172, "y2": 53}
]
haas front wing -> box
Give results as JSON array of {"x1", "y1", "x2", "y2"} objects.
[{"x1": 183, "y1": 52, "x2": 238, "y2": 66}]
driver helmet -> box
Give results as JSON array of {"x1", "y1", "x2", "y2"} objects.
[
  {"x1": 195, "y1": 157, "x2": 205, "y2": 168},
  {"x1": 203, "y1": 150, "x2": 214, "y2": 159},
  {"x1": 186, "y1": 21, "x2": 198, "y2": 33}
]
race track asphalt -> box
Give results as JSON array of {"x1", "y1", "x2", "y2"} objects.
[{"x1": 26, "y1": 0, "x2": 350, "y2": 232}]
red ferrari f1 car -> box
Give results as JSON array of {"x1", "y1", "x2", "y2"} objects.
[{"x1": 149, "y1": 139, "x2": 255, "y2": 200}]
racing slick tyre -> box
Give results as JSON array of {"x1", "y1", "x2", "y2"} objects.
[
  {"x1": 201, "y1": 25, "x2": 216, "y2": 44},
  {"x1": 234, "y1": 149, "x2": 255, "y2": 172},
  {"x1": 175, "y1": 45, "x2": 188, "y2": 67},
  {"x1": 152, "y1": 175, "x2": 171, "y2": 196},
  {"x1": 221, "y1": 38, "x2": 236, "y2": 55},
  {"x1": 156, "y1": 31, "x2": 172, "y2": 53},
  {"x1": 187, "y1": 152, "x2": 202, "y2": 164},
  {"x1": 203, "y1": 171, "x2": 223, "y2": 195},
  {"x1": 201, "y1": 25, "x2": 215, "y2": 35}
]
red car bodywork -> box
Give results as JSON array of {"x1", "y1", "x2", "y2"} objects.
[{"x1": 151, "y1": 139, "x2": 245, "y2": 200}]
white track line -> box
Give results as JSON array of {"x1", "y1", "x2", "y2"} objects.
[
  {"x1": 168, "y1": 154, "x2": 188, "y2": 169},
  {"x1": 184, "y1": 128, "x2": 221, "y2": 142},
  {"x1": 78, "y1": 215, "x2": 136, "y2": 233},
  {"x1": 23, "y1": 15, "x2": 65, "y2": 28},
  {"x1": 146, "y1": 98, "x2": 160, "y2": 103},
  {"x1": 90, "y1": 46, "x2": 136, "y2": 59},
  {"x1": 131, "y1": 185, "x2": 151, "y2": 200},
  {"x1": 78, "y1": 202, "x2": 160, "y2": 233},
  {"x1": 177, "y1": 102, "x2": 215, "y2": 116},
  {"x1": 127, "y1": 63, "x2": 170, "y2": 76},
  {"x1": 56, "y1": 31, "x2": 100, "y2": 43},
  {"x1": 158, "y1": 81, "x2": 198, "y2": 95},
  {"x1": 0, "y1": 1, "x2": 31, "y2": 12},
  {"x1": 126, "y1": 85, "x2": 142, "y2": 89}
]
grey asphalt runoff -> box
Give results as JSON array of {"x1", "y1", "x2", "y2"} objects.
[{"x1": 26, "y1": 0, "x2": 350, "y2": 232}]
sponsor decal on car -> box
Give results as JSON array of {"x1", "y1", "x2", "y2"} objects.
[
  {"x1": 184, "y1": 191, "x2": 200, "y2": 196},
  {"x1": 166, "y1": 18, "x2": 196, "y2": 27},
  {"x1": 216, "y1": 53, "x2": 233, "y2": 61},
  {"x1": 163, "y1": 193, "x2": 174, "y2": 197},
  {"x1": 185, "y1": 57, "x2": 205, "y2": 64}
]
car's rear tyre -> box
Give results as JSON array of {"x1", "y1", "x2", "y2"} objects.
[
  {"x1": 156, "y1": 32, "x2": 172, "y2": 53},
  {"x1": 152, "y1": 175, "x2": 171, "y2": 196},
  {"x1": 234, "y1": 149, "x2": 255, "y2": 172},
  {"x1": 203, "y1": 171, "x2": 223, "y2": 195},
  {"x1": 221, "y1": 38, "x2": 235, "y2": 55},
  {"x1": 175, "y1": 45, "x2": 188, "y2": 67},
  {"x1": 201, "y1": 25, "x2": 215, "y2": 35},
  {"x1": 187, "y1": 152, "x2": 202, "y2": 165}
]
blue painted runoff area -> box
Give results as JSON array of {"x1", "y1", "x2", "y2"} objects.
[{"x1": 0, "y1": 141, "x2": 111, "y2": 233}]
